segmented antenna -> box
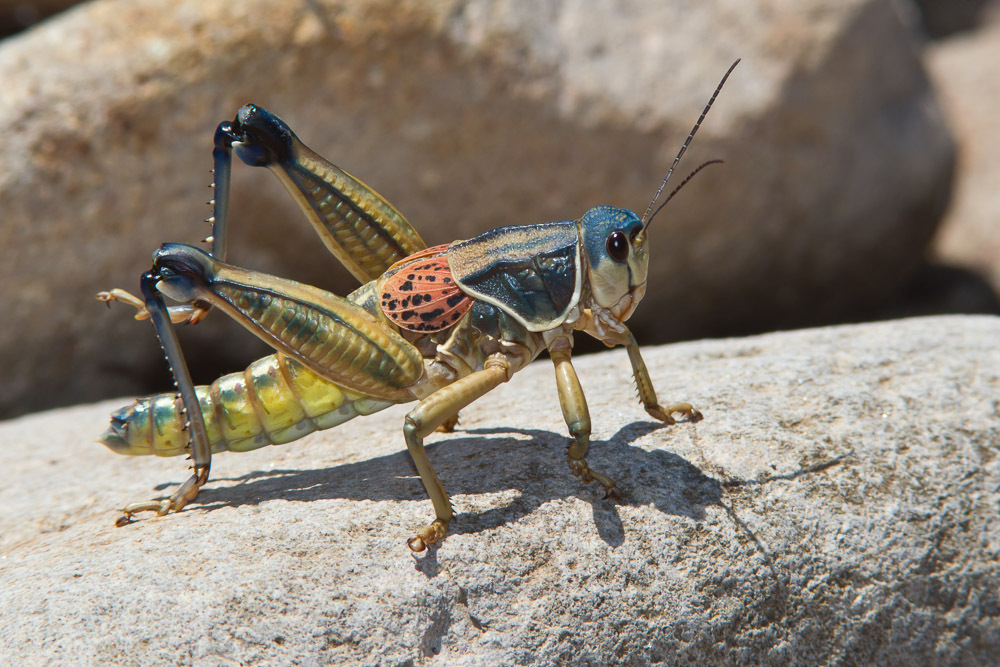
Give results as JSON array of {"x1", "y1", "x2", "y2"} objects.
[
  {"x1": 645, "y1": 159, "x2": 724, "y2": 227},
  {"x1": 640, "y1": 58, "x2": 740, "y2": 230}
]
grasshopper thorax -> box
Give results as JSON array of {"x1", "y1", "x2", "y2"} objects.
[{"x1": 578, "y1": 206, "x2": 648, "y2": 323}]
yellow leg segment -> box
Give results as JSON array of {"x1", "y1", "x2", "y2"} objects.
[
  {"x1": 115, "y1": 463, "x2": 211, "y2": 527},
  {"x1": 97, "y1": 288, "x2": 210, "y2": 324},
  {"x1": 404, "y1": 358, "x2": 511, "y2": 552},
  {"x1": 549, "y1": 338, "x2": 618, "y2": 498},
  {"x1": 625, "y1": 331, "x2": 703, "y2": 424}
]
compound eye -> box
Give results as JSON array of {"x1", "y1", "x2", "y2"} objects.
[{"x1": 606, "y1": 230, "x2": 629, "y2": 263}]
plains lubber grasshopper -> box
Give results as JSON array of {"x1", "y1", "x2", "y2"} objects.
[{"x1": 98, "y1": 60, "x2": 738, "y2": 551}]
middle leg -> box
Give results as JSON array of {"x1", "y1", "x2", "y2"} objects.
[
  {"x1": 548, "y1": 335, "x2": 618, "y2": 498},
  {"x1": 403, "y1": 357, "x2": 511, "y2": 552}
]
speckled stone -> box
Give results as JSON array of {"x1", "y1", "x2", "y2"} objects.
[{"x1": 0, "y1": 316, "x2": 996, "y2": 665}]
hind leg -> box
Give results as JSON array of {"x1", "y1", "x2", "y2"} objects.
[{"x1": 114, "y1": 272, "x2": 214, "y2": 526}]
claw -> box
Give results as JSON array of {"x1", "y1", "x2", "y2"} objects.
[
  {"x1": 97, "y1": 288, "x2": 150, "y2": 319},
  {"x1": 113, "y1": 500, "x2": 165, "y2": 527},
  {"x1": 408, "y1": 519, "x2": 448, "y2": 552},
  {"x1": 114, "y1": 466, "x2": 209, "y2": 527},
  {"x1": 647, "y1": 402, "x2": 702, "y2": 424},
  {"x1": 97, "y1": 288, "x2": 211, "y2": 325},
  {"x1": 567, "y1": 453, "x2": 618, "y2": 499}
]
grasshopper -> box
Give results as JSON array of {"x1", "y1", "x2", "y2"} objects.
[{"x1": 98, "y1": 60, "x2": 738, "y2": 551}]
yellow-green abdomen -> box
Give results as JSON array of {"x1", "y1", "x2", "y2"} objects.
[{"x1": 99, "y1": 353, "x2": 398, "y2": 457}]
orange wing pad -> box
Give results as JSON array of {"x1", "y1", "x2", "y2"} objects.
[
  {"x1": 385, "y1": 243, "x2": 452, "y2": 272},
  {"x1": 380, "y1": 254, "x2": 474, "y2": 333}
]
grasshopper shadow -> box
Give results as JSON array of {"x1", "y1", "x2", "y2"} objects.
[{"x1": 188, "y1": 419, "x2": 722, "y2": 549}]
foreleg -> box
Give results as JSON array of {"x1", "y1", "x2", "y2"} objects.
[{"x1": 625, "y1": 330, "x2": 703, "y2": 424}]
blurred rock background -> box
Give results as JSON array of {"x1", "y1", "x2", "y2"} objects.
[{"x1": 0, "y1": 0, "x2": 997, "y2": 418}]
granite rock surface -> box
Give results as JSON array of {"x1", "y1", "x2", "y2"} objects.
[{"x1": 0, "y1": 316, "x2": 996, "y2": 665}]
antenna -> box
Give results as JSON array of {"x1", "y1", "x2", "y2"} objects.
[
  {"x1": 640, "y1": 58, "x2": 740, "y2": 230},
  {"x1": 645, "y1": 159, "x2": 724, "y2": 227}
]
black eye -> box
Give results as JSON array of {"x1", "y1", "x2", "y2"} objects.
[{"x1": 606, "y1": 230, "x2": 629, "y2": 263}]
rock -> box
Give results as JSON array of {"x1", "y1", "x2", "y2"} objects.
[
  {"x1": 0, "y1": 315, "x2": 997, "y2": 664},
  {"x1": 0, "y1": 0, "x2": 953, "y2": 419},
  {"x1": 908, "y1": 0, "x2": 1000, "y2": 38},
  {"x1": 927, "y1": 14, "x2": 1000, "y2": 298},
  {"x1": 0, "y1": 0, "x2": 79, "y2": 36}
]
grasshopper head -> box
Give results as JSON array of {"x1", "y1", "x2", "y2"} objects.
[
  {"x1": 579, "y1": 206, "x2": 648, "y2": 323},
  {"x1": 576, "y1": 59, "x2": 738, "y2": 327}
]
